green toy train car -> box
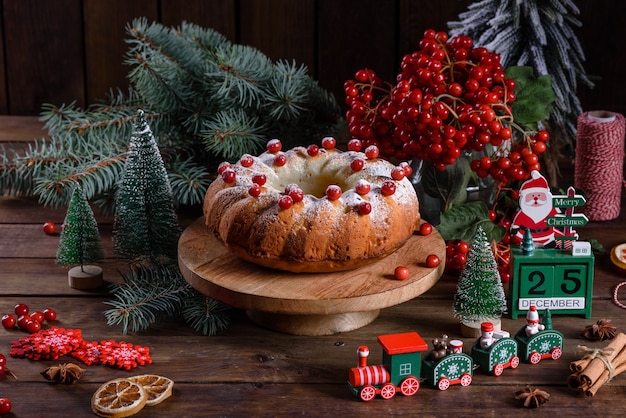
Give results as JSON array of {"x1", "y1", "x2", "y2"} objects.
[{"x1": 421, "y1": 351, "x2": 473, "y2": 390}]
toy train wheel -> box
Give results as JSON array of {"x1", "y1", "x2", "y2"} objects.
[
  {"x1": 400, "y1": 376, "x2": 420, "y2": 396},
  {"x1": 493, "y1": 363, "x2": 504, "y2": 377},
  {"x1": 359, "y1": 385, "x2": 376, "y2": 402},
  {"x1": 460, "y1": 373, "x2": 472, "y2": 387},
  {"x1": 529, "y1": 351, "x2": 542, "y2": 365},
  {"x1": 380, "y1": 383, "x2": 396, "y2": 400},
  {"x1": 437, "y1": 377, "x2": 450, "y2": 391},
  {"x1": 510, "y1": 356, "x2": 520, "y2": 369},
  {"x1": 551, "y1": 347, "x2": 562, "y2": 360}
]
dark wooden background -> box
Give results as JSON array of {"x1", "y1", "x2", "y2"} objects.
[{"x1": 0, "y1": 0, "x2": 624, "y2": 118}]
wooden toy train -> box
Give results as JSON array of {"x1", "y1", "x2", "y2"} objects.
[{"x1": 348, "y1": 307, "x2": 563, "y2": 401}]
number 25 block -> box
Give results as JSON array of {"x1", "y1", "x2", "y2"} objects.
[{"x1": 509, "y1": 247, "x2": 594, "y2": 319}]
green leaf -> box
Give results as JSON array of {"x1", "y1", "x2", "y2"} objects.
[
  {"x1": 420, "y1": 158, "x2": 471, "y2": 210},
  {"x1": 437, "y1": 201, "x2": 505, "y2": 242},
  {"x1": 506, "y1": 66, "x2": 555, "y2": 128}
]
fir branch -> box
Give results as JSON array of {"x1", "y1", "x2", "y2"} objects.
[
  {"x1": 182, "y1": 291, "x2": 231, "y2": 336},
  {"x1": 265, "y1": 60, "x2": 311, "y2": 122},
  {"x1": 201, "y1": 109, "x2": 266, "y2": 161},
  {"x1": 34, "y1": 154, "x2": 126, "y2": 208},
  {"x1": 209, "y1": 44, "x2": 274, "y2": 109},
  {"x1": 104, "y1": 262, "x2": 193, "y2": 334},
  {"x1": 167, "y1": 157, "x2": 213, "y2": 206}
]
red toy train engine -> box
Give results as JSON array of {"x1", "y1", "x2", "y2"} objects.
[{"x1": 348, "y1": 332, "x2": 429, "y2": 401}]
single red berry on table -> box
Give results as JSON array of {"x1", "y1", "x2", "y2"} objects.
[
  {"x1": 43, "y1": 308, "x2": 57, "y2": 322},
  {"x1": 14, "y1": 303, "x2": 28, "y2": 317},
  {"x1": 30, "y1": 311, "x2": 45, "y2": 324},
  {"x1": 394, "y1": 266, "x2": 410, "y2": 280},
  {"x1": 419, "y1": 223, "x2": 433, "y2": 236},
  {"x1": 0, "y1": 398, "x2": 11, "y2": 415},
  {"x1": 488, "y1": 210, "x2": 497, "y2": 221},
  {"x1": 0, "y1": 354, "x2": 6, "y2": 367},
  {"x1": 1, "y1": 314, "x2": 16, "y2": 329},
  {"x1": 42, "y1": 221, "x2": 57, "y2": 235},
  {"x1": 17, "y1": 315, "x2": 31, "y2": 330},
  {"x1": 425, "y1": 254, "x2": 440, "y2": 268},
  {"x1": 26, "y1": 320, "x2": 41, "y2": 333}
]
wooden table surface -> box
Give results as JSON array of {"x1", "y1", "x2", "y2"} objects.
[{"x1": 1, "y1": 116, "x2": 626, "y2": 417}]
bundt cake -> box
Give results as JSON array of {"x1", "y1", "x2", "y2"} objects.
[{"x1": 203, "y1": 137, "x2": 421, "y2": 273}]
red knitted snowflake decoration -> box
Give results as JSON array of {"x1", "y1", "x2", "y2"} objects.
[
  {"x1": 10, "y1": 327, "x2": 83, "y2": 360},
  {"x1": 70, "y1": 340, "x2": 152, "y2": 370},
  {"x1": 10, "y1": 328, "x2": 152, "y2": 370},
  {"x1": 69, "y1": 340, "x2": 103, "y2": 366}
]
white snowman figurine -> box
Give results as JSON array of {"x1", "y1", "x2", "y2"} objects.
[{"x1": 525, "y1": 305, "x2": 545, "y2": 337}]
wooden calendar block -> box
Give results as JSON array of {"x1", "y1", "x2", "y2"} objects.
[{"x1": 509, "y1": 247, "x2": 594, "y2": 319}]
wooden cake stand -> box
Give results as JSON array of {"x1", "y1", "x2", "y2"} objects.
[{"x1": 178, "y1": 217, "x2": 446, "y2": 336}]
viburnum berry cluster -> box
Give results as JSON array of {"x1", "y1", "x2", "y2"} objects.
[{"x1": 344, "y1": 29, "x2": 549, "y2": 184}]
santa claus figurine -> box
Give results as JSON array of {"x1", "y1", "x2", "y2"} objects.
[
  {"x1": 511, "y1": 170, "x2": 562, "y2": 248},
  {"x1": 525, "y1": 305, "x2": 545, "y2": 336}
]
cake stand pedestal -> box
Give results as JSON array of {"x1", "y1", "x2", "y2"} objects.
[{"x1": 178, "y1": 217, "x2": 445, "y2": 336}]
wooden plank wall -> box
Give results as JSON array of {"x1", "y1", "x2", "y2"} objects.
[{"x1": 0, "y1": 0, "x2": 624, "y2": 118}]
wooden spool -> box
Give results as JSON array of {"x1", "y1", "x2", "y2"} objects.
[{"x1": 178, "y1": 218, "x2": 445, "y2": 335}]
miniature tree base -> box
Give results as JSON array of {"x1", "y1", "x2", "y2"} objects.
[
  {"x1": 68, "y1": 265, "x2": 104, "y2": 290},
  {"x1": 460, "y1": 318, "x2": 501, "y2": 338}
]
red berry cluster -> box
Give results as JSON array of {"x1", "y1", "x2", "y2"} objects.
[
  {"x1": 445, "y1": 240, "x2": 470, "y2": 271},
  {"x1": 344, "y1": 29, "x2": 549, "y2": 184},
  {"x1": 2, "y1": 303, "x2": 57, "y2": 334}
]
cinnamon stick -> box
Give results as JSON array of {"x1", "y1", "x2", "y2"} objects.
[
  {"x1": 577, "y1": 332, "x2": 626, "y2": 387},
  {"x1": 585, "y1": 344, "x2": 626, "y2": 396}
]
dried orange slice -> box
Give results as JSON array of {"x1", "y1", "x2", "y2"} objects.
[
  {"x1": 610, "y1": 243, "x2": 626, "y2": 271},
  {"x1": 129, "y1": 374, "x2": 174, "y2": 406},
  {"x1": 91, "y1": 378, "x2": 147, "y2": 418}
]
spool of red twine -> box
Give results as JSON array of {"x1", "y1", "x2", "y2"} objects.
[{"x1": 575, "y1": 111, "x2": 625, "y2": 221}]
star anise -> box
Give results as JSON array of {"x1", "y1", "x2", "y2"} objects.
[
  {"x1": 41, "y1": 362, "x2": 85, "y2": 384},
  {"x1": 581, "y1": 319, "x2": 618, "y2": 341},
  {"x1": 515, "y1": 386, "x2": 550, "y2": 408}
]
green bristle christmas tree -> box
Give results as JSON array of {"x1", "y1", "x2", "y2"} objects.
[
  {"x1": 447, "y1": 0, "x2": 594, "y2": 177},
  {"x1": 105, "y1": 110, "x2": 229, "y2": 335},
  {"x1": 112, "y1": 109, "x2": 181, "y2": 262},
  {"x1": 0, "y1": 18, "x2": 342, "y2": 214},
  {"x1": 56, "y1": 184, "x2": 105, "y2": 289},
  {"x1": 453, "y1": 226, "x2": 508, "y2": 336}
]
